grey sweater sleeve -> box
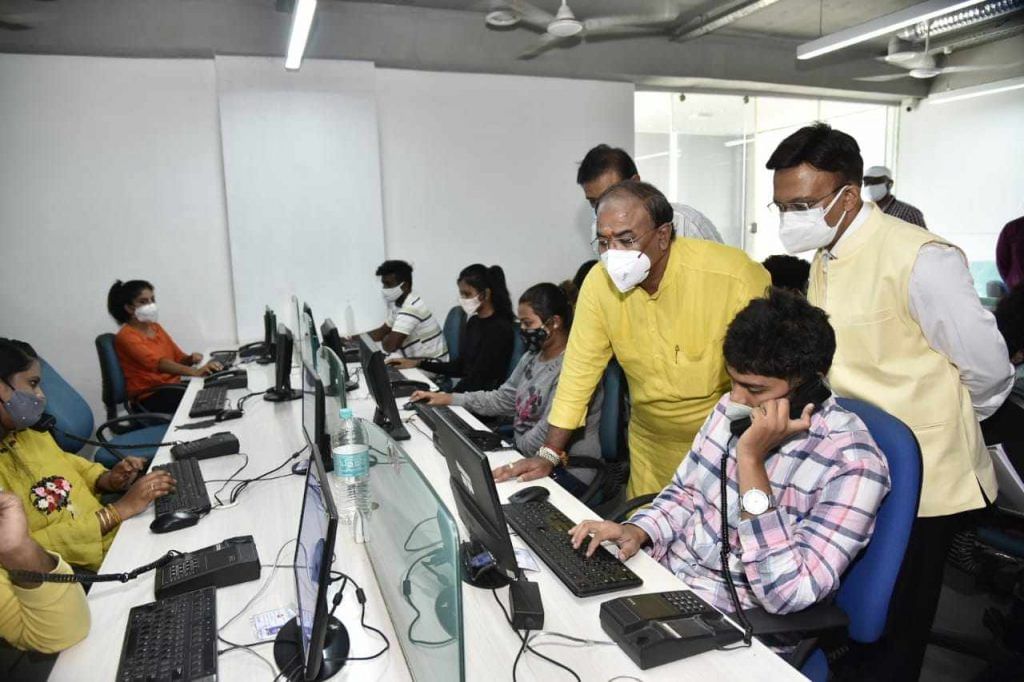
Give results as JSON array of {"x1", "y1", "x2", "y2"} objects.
[{"x1": 449, "y1": 354, "x2": 526, "y2": 417}]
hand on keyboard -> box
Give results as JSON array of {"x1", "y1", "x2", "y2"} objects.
[
  {"x1": 570, "y1": 520, "x2": 650, "y2": 561},
  {"x1": 113, "y1": 470, "x2": 177, "y2": 519}
]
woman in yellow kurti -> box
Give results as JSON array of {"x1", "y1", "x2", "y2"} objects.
[
  {"x1": 496, "y1": 181, "x2": 770, "y2": 497},
  {"x1": 0, "y1": 339, "x2": 177, "y2": 571}
]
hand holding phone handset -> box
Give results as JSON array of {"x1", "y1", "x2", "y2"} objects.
[{"x1": 728, "y1": 377, "x2": 832, "y2": 438}]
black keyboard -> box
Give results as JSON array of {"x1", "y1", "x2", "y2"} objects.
[
  {"x1": 153, "y1": 459, "x2": 212, "y2": 517},
  {"x1": 116, "y1": 586, "x2": 218, "y2": 682},
  {"x1": 415, "y1": 404, "x2": 506, "y2": 451},
  {"x1": 189, "y1": 386, "x2": 228, "y2": 418},
  {"x1": 503, "y1": 500, "x2": 643, "y2": 597},
  {"x1": 209, "y1": 350, "x2": 236, "y2": 368}
]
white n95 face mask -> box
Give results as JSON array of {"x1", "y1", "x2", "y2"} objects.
[
  {"x1": 134, "y1": 303, "x2": 159, "y2": 323},
  {"x1": 460, "y1": 296, "x2": 482, "y2": 317},
  {"x1": 778, "y1": 188, "x2": 849, "y2": 255},
  {"x1": 862, "y1": 184, "x2": 887, "y2": 203},
  {"x1": 601, "y1": 249, "x2": 652, "y2": 294},
  {"x1": 381, "y1": 285, "x2": 403, "y2": 303}
]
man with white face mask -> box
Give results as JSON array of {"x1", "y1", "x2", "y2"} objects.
[
  {"x1": 366, "y1": 260, "x2": 447, "y2": 360},
  {"x1": 495, "y1": 180, "x2": 769, "y2": 498},
  {"x1": 767, "y1": 122, "x2": 1012, "y2": 681},
  {"x1": 862, "y1": 165, "x2": 927, "y2": 229}
]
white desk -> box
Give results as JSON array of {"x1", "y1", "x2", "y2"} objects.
[{"x1": 52, "y1": 361, "x2": 805, "y2": 681}]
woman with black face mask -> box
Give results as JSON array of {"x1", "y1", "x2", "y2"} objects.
[{"x1": 410, "y1": 283, "x2": 603, "y2": 496}]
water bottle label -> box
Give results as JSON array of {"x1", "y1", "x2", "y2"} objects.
[{"x1": 333, "y1": 444, "x2": 369, "y2": 478}]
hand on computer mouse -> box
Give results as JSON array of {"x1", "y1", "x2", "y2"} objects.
[
  {"x1": 386, "y1": 358, "x2": 420, "y2": 370},
  {"x1": 408, "y1": 390, "x2": 452, "y2": 406}
]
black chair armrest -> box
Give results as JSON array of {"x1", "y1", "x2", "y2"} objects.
[
  {"x1": 609, "y1": 493, "x2": 658, "y2": 522},
  {"x1": 96, "y1": 414, "x2": 173, "y2": 442},
  {"x1": 565, "y1": 456, "x2": 606, "y2": 506},
  {"x1": 131, "y1": 382, "x2": 186, "y2": 410},
  {"x1": 743, "y1": 603, "x2": 849, "y2": 637}
]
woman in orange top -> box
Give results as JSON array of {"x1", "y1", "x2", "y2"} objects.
[{"x1": 107, "y1": 280, "x2": 222, "y2": 413}]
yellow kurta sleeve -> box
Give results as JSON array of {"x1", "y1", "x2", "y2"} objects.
[
  {"x1": 0, "y1": 553, "x2": 90, "y2": 653},
  {"x1": 548, "y1": 268, "x2": 614, "y2": 430},
  {"x1": 28, "y1": 508, "x2": 106, "y2": 572},
  {"x1": 64, "y1": 451, "x2": 108, "y2": 491}
]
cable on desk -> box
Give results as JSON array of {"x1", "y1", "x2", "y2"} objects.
[
  {"x1": 324, "y1": 571, "x2": 391, "y2": 662},
  {"x1": 402, "y1": 551, "x2": 455, "y2": 647},
  {"x1": 220, "y1": 538, "x2": 296, "y2": 635},
  {"x1": 223, "y1": 444, "x2": 308, "y2": 504},
  {"x1": 236, "y1": 390, "x2": 267, "y2": 412},
  {"x1": 403, "y1": 517, "x2": 442, "y2": 553},
  {"x1": 491, "y1": 588, "x2": 581, "y2": 682},
  {"x1": 216, "y1": 635, "x2": 276, "y2": 675},
  {"x1": 211, "y1": 454, "x2": 249, "y2": 509}
]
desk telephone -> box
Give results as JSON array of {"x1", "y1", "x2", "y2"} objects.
[
  {"x1": 155, "y1": 535, "x2": 261, "y2": 599},
  {"x1": 204, "y1": 368, "x2": 248, "y2": 390},
  {"x1": 729, "y1": 378, "x2": 832, "y2": 437}
]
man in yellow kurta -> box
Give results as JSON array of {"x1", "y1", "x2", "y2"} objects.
[{"x1": 495, "y1": 180, "x2": 769, "y2": 497}]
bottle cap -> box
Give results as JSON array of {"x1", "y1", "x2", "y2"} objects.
[{"x1": 339, "y1": 408, "x2": 354, "y2": 420}]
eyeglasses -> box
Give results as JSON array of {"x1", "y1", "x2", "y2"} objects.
[
  {"x1": 590, "y1": 224, "x2": 666, "y2": 254},
  {"x1": 767, "y1": 185, "x2": 849, "y2": 215}
]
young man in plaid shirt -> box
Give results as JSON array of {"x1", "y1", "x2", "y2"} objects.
[{"x1": 571, "y1": 288, "x2": 890, "y2": 615}]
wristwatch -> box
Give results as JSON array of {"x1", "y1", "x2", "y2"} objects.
[
  {"x1": 536, "y1": 445, "x2": 567, "y2": 468},
  {"x1": 740, "y1": 488, "x2": 775, "y2": 516}
]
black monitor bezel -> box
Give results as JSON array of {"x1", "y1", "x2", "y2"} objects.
[
  {"x1": 275, "y1": 324, "x2": 295, "y2": 393},
  {"x1": 363, "y1": 350, "x2": 404, "y2": 434},
  {"x1": 301, "y1": 361, "x2": 328, "y2": 466}
]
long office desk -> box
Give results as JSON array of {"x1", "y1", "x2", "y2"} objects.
[{"x1": 52, "y1": 360, "x2": 805, "y2": 681}]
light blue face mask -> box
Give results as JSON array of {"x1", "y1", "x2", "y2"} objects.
[{"x1": 2, "y1": 381, "x2": 47, "y2": 429}]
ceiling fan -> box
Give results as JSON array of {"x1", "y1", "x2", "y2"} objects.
[
  {"x1": 481, "y1": 0, "x2": 681, "y2": 60},
  {"x1": 0, "y1": 0, "x2": 59, "y2": 32},
  {"x1": 855, "y1": 30, "x2": 1020, "y2": 81}
]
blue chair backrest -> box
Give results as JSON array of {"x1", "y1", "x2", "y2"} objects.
[
  {"x1": 96, "y1": 333, "x2": 127, "y2": 418},
  {"x1": 834, "y1": 397, "x2": 922, "y2": 643},
  {"x1": 442, "y1": 306, "x2": 465, "y2": 361},
  {"x1": 506, "y1": 326, "x2": 525, "y2": 380},
  {"x1": 599, "y1": 359, "x2": 627, "y2": 462},
  {"x1": 39, "y1": 357, "x2": 94, "y2": 454}
]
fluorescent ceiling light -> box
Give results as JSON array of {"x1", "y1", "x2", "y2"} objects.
[
  {"x1": 797, "y1": 0, "x2": 986, "y2": 60},
  {"x1": 285, "y1": 0, "x2": 317, "y2": 71},
  {"x1": 929, "y1": 75, "x2": 1024, "y2": 104},
  {"x1": 724, "y1": 136, "x2": 756, "y2": 148}
]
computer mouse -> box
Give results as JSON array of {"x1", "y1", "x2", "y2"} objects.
[
  {"x1": 215, "y1": 409, "x2": 244, "y2": 422},
  {"x1": 402, "y1": 399, "x2": 427, "y2": 412},
  {"x1": 508, "y1": 486, "x2": 550, "y2": 505},
  {"x1": 149, "y1": 509, "x2": 201, "y2": 534}
]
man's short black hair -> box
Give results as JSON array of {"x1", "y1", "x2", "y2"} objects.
[
  {"x1": 765, "y1": 122, "x2": 864, "y2": 186},
  {"x1": 762, "y1": 255, "x2": 811, "y2": 294},
  {"x1": 577, "y1": 144, "x2": 638, "y2": 185},
  {"x1": 596, "y1": 180, "x2": 675, "y2": 236},
  {"x1": 724, "y1": 287, "x2": 835, "y2": 384},
  {"x1": 996, "y1": 284, "x2": 1024, "y2": 359},
  {"x1": 375, "y1": 260, "x2": 413, "y2": 285}
]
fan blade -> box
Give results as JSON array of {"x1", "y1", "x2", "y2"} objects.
[
  {"x1": 518, "y1": 32, "x2": 573, "y2": 59},
  {"x1": 0, "y1": 13, "x2": 36, "y2": 31},
  {"x1": 854, "y1": 73, "x2": 911, "y2": 82},
  {"x1": 938, "y1": 61, "x2": 1024, "y2": 74},
  {"x1": 581, "y1": 13, "x2": 679, "y2": 33},
  {"x1": 477, "y1": 0, "x2": 554, "y2": 31}
]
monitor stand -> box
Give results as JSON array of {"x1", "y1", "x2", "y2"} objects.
[
  {"x1": 273, "y1": 616, "x2": 349, "y2": 682},
  {"x1": 459, "y1": 541, "x2": 514, "y2": 589},
  {"x1": 265, "y1": 387, "x2": 302, "y2": 402}
]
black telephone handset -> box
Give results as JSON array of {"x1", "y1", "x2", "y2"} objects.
[
  {"x1": 154, "y1": 535, "x2": 260, "y2": 599},
  {"x1": 729, "y1": 378, "x2": 832, "y2": 438}
]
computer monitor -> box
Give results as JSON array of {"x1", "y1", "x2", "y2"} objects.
[
  {"x1": 265, "y1": 324, "x2": 301, "y2": 402},
  {"x1": 318, "y1": 320, "x2": 356, "y2": 394},
  {"x1": 254, "y1": 307, "x2": 278, "y2": 365},
  {"x1": 273, "y1": 454, "x2": 346, "y2": 681},
  {"x1": 301, "y1": 360, "x2": 329, "y2": 469},
  {"x1": 433, "y1": 409, "x2": 520, "y2": 589},
  {"x1": 318, "y1": 346, "x2": 347, "y2": 429},
  {"x1": 360, "y1": 349, "x2": 410, "y2": 441}
]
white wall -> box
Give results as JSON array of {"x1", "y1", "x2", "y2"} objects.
[
  {"x1": 0, "y1": 55, "x2": 235, "y2": 425},
  {"x1": 374, "y1": 69, "x2": 634, "y2": 318},
  {"x1": 897, "y1": 88, "x2": 1024, "y2": 265}
]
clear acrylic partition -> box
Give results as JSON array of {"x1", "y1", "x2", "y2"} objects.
[
  {"x1": 317, "y1": 347, "x2": 348, "y2": 427},
  {"x1": 361, "y1": 420, "x2": 464, "y2": 682}
]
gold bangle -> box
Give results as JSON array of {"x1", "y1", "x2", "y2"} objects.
[
  {"x1": 105, "y1": 504, "x2": 122, "y2": 527},
  {"x1": 96, "y1": 507, "x2": 110, "y2": 533}
]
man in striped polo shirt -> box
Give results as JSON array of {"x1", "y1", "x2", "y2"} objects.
[
  {"x1": 368, "y1": 260, "x2": 448, "y2": 360},
  {"x1": 862, "y1": 165, "x2": 927, "y2": 229}
]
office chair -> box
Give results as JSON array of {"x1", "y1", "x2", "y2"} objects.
[
  {"x1": 506, "y1": 325, "x2": 524, "y2": 382},
  {"x1": 95, "y1": 333, "x2": 184, "y2": 428},
  {"x1": 609, "y1": 397, "x2": 921, "y2": 681},
  {"x1": 39, "y1": 357, "x2": 171, "y2": 468},
  {"x1": 442, "y1": 306, "x2": 465, "y2": 362}
]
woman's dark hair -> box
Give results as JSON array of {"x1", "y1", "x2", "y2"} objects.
[
  {"x1": 995, "y1": 284, "x2": 1024, "y2": 359},
  {"x1": 597, "y1": 180, "x2": 675, "y2": 236},
  {"x1": 765, "y1": 122, "x2": 864, "y2": 186},
  {"x1": 572, "y1": 259, "x2": 598, "y2": 292},
  {"x1": 723, "y1": 287, "x2": 835, "y2": 384},
  {"x1": 458, "y1": 264, "x2": 514, "y2": 320},
  {"x1": 577, "y1": 144, "x2": 638, "y2": 185},
  {"x1": 519, "y1": 283, "x2": 574, "y2": 331},
  {"x1": 0, "y1": 338, "x2": 39, "y2": 383},
  {"x1": 107, "y1": 279, "x2": 154, "y2": 324}
]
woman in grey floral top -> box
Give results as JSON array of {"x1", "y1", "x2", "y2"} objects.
[{"x1": 411, "y1": 283, "x2": 603, "y2": 492}]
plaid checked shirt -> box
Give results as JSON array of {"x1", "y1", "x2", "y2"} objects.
[
  {"x1": 881, "y1": 196, "x2": 927, "y2": 230},
  {"x1": 627, "y1": 395, "x2": 890, "y2": 615}
]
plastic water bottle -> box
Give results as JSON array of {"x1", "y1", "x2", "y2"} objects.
[{"x1": 330, "y1": 408, "x2": 370, "y2": 542}]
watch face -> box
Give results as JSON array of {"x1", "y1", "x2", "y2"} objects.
[{"x1": 742, "y1": 489, "x2": 771, "y2": 515}]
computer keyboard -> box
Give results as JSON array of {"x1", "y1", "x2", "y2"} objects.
[
  {"x1": 415, "y1": 404, "x2": 506, "y2": 451},
  {"x1": 189, "y1": 386, "x2": 228, "y2": 418},
  {"x1": 503, "y1": 500, "x2": 643, "y2": 597},
  {"x1": 153, "y1": 459, "x2": 212, "y2": 517},
  {"x1": 116, "y1": 586, "x2": 218, "y2": 682}
]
